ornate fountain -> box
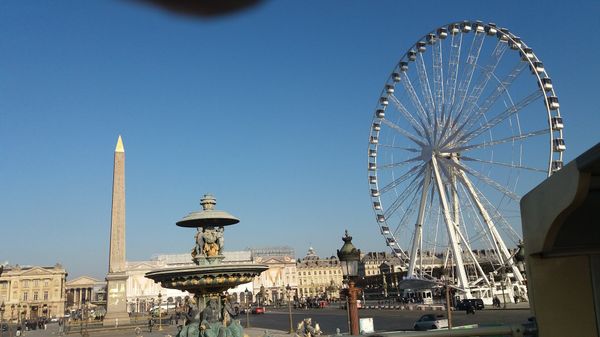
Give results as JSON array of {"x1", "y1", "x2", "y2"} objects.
[{"x1": 146, "y1": 194, "x2": 268, "y2": 337}]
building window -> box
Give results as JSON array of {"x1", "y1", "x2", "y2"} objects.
[
  {"x1": 23, "y1": 292, "x2": 28, "y2": 301},
  {"x1": 34, "y1": 280, "x2": 39, "y2": 287},
  {"x1": 23, "y1": 280, "x2": 29, "y2": 288},
  {"x1": 44, "y1": 280, "x2": 49, "y2": 287},
  {"x1": 34, "y1": 292, "x2": 38, "y2": 301},
  {"x1": 44, "y1": 291, "x2": 49, "y2": 300}
]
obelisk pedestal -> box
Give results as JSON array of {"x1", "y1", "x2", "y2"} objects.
[{"x1": 104, "y1": 135, "x2": 130, "y2": 326}]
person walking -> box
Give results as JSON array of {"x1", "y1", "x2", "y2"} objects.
[
  {"x1": 148, "y1": 317, "x2": 154, "y2": 332},
  {"x1": 466, "y1": 301, "x2": 475, "y2": 315}
]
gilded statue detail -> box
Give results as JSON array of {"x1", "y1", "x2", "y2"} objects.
[{"x1": 192, "y1": 226, "x2": 225, "y2": 261}]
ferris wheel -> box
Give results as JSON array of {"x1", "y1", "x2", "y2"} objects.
[{"x1": 367, "y1": 20, "x2": 564, "y2": 297}]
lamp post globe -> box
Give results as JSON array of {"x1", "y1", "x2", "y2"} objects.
[{"x1": 337, "y1": 230, "x2": 361, "y2": 336}]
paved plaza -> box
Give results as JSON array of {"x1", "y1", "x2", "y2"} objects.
[
  {"x1": 3, "y1": 305, "x2": 531, "y2": 337},
  {"x1": 3, "y1": 324, "x2": 287, "y2": 337}
]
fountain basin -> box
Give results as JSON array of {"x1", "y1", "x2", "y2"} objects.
[{"x1": 145, "y1": 263, "x2": 268, "y2": 294}]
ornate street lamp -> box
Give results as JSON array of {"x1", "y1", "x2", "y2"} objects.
[
  {"x1": 167, "y1": 297, "x2": 173, "y2": 317},
  {"x1": 337, "y1": 230, "x2": 361, "y2": 336},
  {"x1": 157, "y1": 291, "x2": 163, "y2": 331},
  {"x1": 0, "y1": 302, "x2": 5, "y2": 337},
  {"x1": 285, "y1": 284, "x2": 294, "y2": 334},
  {"x1": 515, "y1": 241, "x2": 526, "y2": 275},
  {"x1": 244, "y1": 289, "x2": 251, "y2": 328}
]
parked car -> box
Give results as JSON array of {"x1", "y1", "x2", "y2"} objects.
[
  {"x1": 413, "y1": 314, "x2": 449, "y2": 331},
  {"x1": 251, "y1": 306, "x2": 265, "y2": 314},
  {"x1": 456, "y1": 298, "x2": 484, "y2": 311}
]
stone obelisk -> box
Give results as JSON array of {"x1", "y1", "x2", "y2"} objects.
[{"x1": 104, "y1": 135, "x2": 130, "y2": 326}]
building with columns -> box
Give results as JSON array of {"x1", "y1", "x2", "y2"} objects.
[
  {"x1": 65, "y1": 276, "x2": 106, "y2": 312},
  {"x1": 0, "y1": 264, "x2": 67, "y2": 320}
]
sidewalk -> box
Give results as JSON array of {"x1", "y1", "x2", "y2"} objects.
[
  {"x1": 245, "y1": 327, "x2": 290, "y2": 337},
  {"x1": 484, "y1": 302, "x2": 530, "y2": 310}
]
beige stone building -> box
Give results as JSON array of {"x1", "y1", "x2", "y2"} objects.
[
  {"x1": 0, "y1": 264, "x2": 67, "y2": 321},
  {"x1": 360, "y1": 252, "x2": 404, "y2": 277},
  {"x1": 250, "y1": 247, "x2": 298, "y2": 304},
  {"x1": 296, "y1": 248, "x2": 342, "y2": 299},
  {"x1": 125, "y1": 257, "x2": 191, "y2": 313}
]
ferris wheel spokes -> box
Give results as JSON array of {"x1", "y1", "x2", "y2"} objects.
[
  {"x1": 431, "y1": 34, "x2": 445, "y2": 127},
  {"x1": 407, "y1": 164, "x2": 432, "y2": 277},
  {"x1": 447, "y1": 159, "x2": 520, "y2": 201},
  {"x1": 444, "y1": 28, "x2": 463, "y2": 121},
  {"x1": 389, "y1": 94, "x2": 426, "y2": 137},
  {"x1": 451, "y1": 30, "x2": 486, "y2": 124},
  {"x1": 416, "y1": 53, "x2": 436, "y2": 116},
  {"x1": 439, "y1": 61, "x2": 529, "y2": 148},
  {"x1": 450, "y1": 128, "x2": 549, "y2": 154},
  {"x1": 456, "y1": 90, "x2": 545, "y2": 147},
  {"x1": 454, "y1": 165, "x2": 525, "y2": 283}
]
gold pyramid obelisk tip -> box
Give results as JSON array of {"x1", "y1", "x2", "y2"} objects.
[{"x1": 115, "y1": 135, "x2": 125, "y2": 153}]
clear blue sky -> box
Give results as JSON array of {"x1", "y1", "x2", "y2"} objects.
[{"x1": 1, "y1": 1, "x2": 598, "y2": 279}]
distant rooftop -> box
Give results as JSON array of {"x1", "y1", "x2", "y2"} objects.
[{"x1": 248, "y1": 246, "x2": 295, "y2": 258}]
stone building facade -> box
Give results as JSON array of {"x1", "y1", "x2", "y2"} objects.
[
  {"x1": 360, "y1": 251, "x2": 404, "y2": 277},
  {"x1": 250, "y1": 247, "x2": 298, "y2": 304},
  {"x1": 65, "y1": 276, "x2": 106, "y2": 312},
  {"x1": 296, "y1": 248, "x2": 342, "y2": 299},
  {"x1": 0, "y1": 264, "x2": 67, "y2": 321}
]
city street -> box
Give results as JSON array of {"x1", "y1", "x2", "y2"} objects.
[
  {"x1": 5, "y1": 307, "x2": 531, "y2": 336},
  {"x1": 242, "y1": 307, "x2": 532, "y2": 334}
]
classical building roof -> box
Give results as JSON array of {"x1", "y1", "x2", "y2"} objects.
[
  {"x1": 66, "y1": 276, "x2": 104, "y2": 288},
  {"x1": 297, "y1": 247, "x2": 340, "y2": 268},
  {"x1": 0, "y1": 264, "x2": 67, "y2": 276},
  {"x1": 361, "y1": 251, "x2": 403, "y2": 264},
  {"x1": 249, "y1": 246, "x2": 295, "y2": 259},
  {"x1": 254, "y1": 256, "x2": 295, "y2": 264}
]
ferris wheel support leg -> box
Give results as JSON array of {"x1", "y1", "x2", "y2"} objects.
[
  {"x1": 441, "y1": 162, "x2": 491, "y2": 287},
  {"x1": 456, "y1": 167, "x2": 525, "y2": 285},
  {"x1": 431, "y1": 156, "x2": 471, "y2": 297},
  {"x1": 408, "y1": 164, "x2": 432, "y2": 278}
]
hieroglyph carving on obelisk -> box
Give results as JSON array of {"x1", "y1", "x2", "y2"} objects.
[{"x1": 104, "y1": 135, "x2": 130, "y2": 326}]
